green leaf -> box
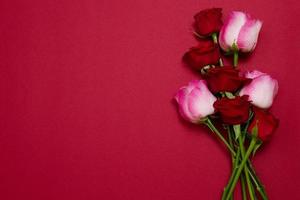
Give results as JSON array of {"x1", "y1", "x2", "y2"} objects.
[
  {"x1": 252, "y1": 141, "x2": 262, "y2": 157},
  {"x1": 233, "y1": 125, "x2": 241, "y2": 140},
  {"x1": 225, "y1": 92, "x2": 235, "y2": 99}
]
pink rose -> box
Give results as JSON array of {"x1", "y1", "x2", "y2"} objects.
[
  {"x1": 219, "y1": 11, "x2": 262, "y2": 53},
  {"x1": 239, "y1": 70, "x2": 278, "y2": 109},
  {"x1": 174, "y1": 80, "x2": 217, "y2": 123}
]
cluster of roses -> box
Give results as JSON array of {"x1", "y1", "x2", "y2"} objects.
[{"x1": 174, "y1": 8, "x2": 279, "y2": 200}]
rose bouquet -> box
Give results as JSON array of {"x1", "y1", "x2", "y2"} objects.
[{"x1": 174, "y1": 8, "x2": 279, "y2": 200}]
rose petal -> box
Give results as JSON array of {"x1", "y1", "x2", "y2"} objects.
[
  {"x1": 237, "y1": 17, "x2": 262, "y2": 52},
  {"x1": 240, "y1": 75, "x2": 278, "y2": 109},
  {"x1": 188, "y1": 84, "x2": 216, "y2": 119},
  {"x1": 219, "y1": 11, "x2": 247, "y2": 51}
]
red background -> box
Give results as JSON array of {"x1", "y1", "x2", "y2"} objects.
[{"x1": 0, "y1": 0, "x2": 299, "y2": 199}]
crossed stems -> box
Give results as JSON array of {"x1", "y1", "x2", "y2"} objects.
[{"x1": 205, "y1": 118, "x2": 268, "y2": 200}]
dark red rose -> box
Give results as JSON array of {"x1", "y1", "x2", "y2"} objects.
[
  {"x1": 183, "y1": 40, "x2": 220, "y2": 70},
  {"x1": 204, "y1": 66, "x2": 251, "y2": 93},
  {"x1": 248, "y1": 107, "x2": 279, "y2": 142},
  {"x1": 194, "y1": 8, "x2": 223, "y2": 36},
  {"x1": 214, "y1": 95, "x2": 251, "y2": 125}
]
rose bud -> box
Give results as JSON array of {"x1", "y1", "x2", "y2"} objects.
[
  {"x1": 174, "y1": 80, "x2": 217, "y2": 123},
  {"x1": 248, "y1": 107, "x2": 279, "y2": 142},
  {"x1": 239, "y1": 70, "x2": 278, "y2": 109},
  {"x1": 194, "y1": 8, "x2": 223, "y2": 36},
  {"x1": 213, "y1": 95, "x2": 251, "y2": 125},
  {"x1": 183, "y1": 40, "x2": 220, "y2": 70},
  {"x1": 219, "y1": 11, "x2": 262, "y2": 53},
  {"x1": 203, "y1": 66, "x2": 251, "y2": 93}
]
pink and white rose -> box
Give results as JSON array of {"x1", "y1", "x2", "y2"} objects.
[
  {"x1": 239, "y1": 70, "x2": 278, "y2": 109},
  {"x1": 219, "y1": 11, "x2": 262, "y2": 53},
  {"x1": 174, "y1": 80, "x2": 217, "y2": 123}
]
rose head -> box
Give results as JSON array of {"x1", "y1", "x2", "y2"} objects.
[
  {"x1": 204, "y1": 66, "x2": 251, "y2": 93},
  {"x1": 248, "y1": 107, "x2": 279, "y2": 142},
  {"x1": 239, "y1": 70, "x2": 278, "y2": 109},
  {"x1": 174, "y1": 80, "x2": 217, "y2": 123},
  {"x1": 194, "y1": 8, "x2": 223, "y2": 36},
  {"x1": 219, "y1": 11, "x2": 262, "y2": 53},
  {"x1": 213, "y1": 95, "x2": 251, "y2": 125},
  {"x1": 183, "y1": 40, "x2": 220, "y2": 70}
]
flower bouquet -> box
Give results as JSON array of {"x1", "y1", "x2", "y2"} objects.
[{"x1": 174, "y1": 8, "x2": 279, "y2": 200}]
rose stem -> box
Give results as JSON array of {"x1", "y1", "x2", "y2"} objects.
[
  {"x1": 211, "y1": 32, "x2": 224, "y2": 67},
  {"x1": 240, "y1": 174, "x2": 247, "y2": 200},
  {"x1": 233, "y1": 51, "x2": 238, "y2": 67},
  {"x1": 225, "y1": 137, "x2": 258, "y2": 200},
  {"x1": 205, "y1": 118, "x2": 235, "y2": 155},
  {"x1": 220, "y1": 94, "x2": 246, "y2": 199},
  {"x1": 206, "y1": 121, "x2": 243, "y2": 200},
  {"x1": 227, "y1": 128, "x2": 235, "y2": 165},
  {"x1": 242, "y1": 123, "x2": 268, "y2": 199},
  {"x1": 206, "y1": 119, "x2": 265, "y2": 199},
  {"x1": 229, "y1": 126, "x2": 247, "y2": 200},
  {"x1": 247, "y1": 161, "x2": 269, "y2": 200},
  {"x1": 223, "y1": 92, "x2": 247, "y2": 199},
  {"x1": 229, "y1": 127, "x2": 247, "y2": 200},
  {"x1": 222, "y1": 127, "x2": 247, "y2": 200},
  {"x1": 225, "y1": 92, "x2": 258, "y2": 198},
  {"x1": 227, "y1": 128, "x2": 234, "y2": 200},
  {"x1": 206, "y1": 119, "x2": 261, "y2": 184},
  {"x1": 221, "y1": 146, "x2": 240, "y2": 200},
  {"x1": 211, "y1": 33, "x2": 218, "y2": 44},
  {"x1": 234, "y1": 125, "x2": 256, "y2": 200}
]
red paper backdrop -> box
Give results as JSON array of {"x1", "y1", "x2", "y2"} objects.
[{"x1": 0, "y1": 0, "x2": 299, "y2": 199}]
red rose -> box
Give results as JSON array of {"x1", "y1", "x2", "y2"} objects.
[
  {"x1": 214, "y1": 95, "x2": 251, "y2": 125},
  {"x1": 183, "y1": 40, "x2": 220, "y2": 70},
  {"x1": 204, "y1": 66, "x2": 251, "y2": 93},
  {"x1": 194, "y1": 8, "x2": 223, "y2": 36},
  {"x1": 248, "y1": 107, "x2": 279, "y2": 142}
]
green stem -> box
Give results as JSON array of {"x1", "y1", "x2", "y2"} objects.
[
  {"x1": 222, "y1": 139, "x2": 241, "y2": 200},
  {"x1": 227, "y1": 128, "x2": 235, "y2": 200},
  {"x1": 242, "y1": 125, "x2": 268, "y2": 200},
  {"x1": 221, "y1": 145, "x2": 265, "y2": 200},
  {"x1": 248, "y1": 162, "x2": 269, "y2": 200},
  {"x1": 223, "y1": 92, "x2": 266, "y2": 199},
  {"x1": 206, "y1": 118, "x2": 267, "y2": 199},
  {"x1": 222, "y1": 148, "x2": 241, "y2": 200},
  {"x1": 206, "y1": 118, "x2": 236, "y2": 156},
  {"x1": 212, "y1": 33, "x2": 218, "y2": 44},
  {"x1": 233, "y1": 51, "x2": 238, "y2": 67},
  {"x1": 225, "y1": 137, "x2": 257, "y2": 200},
  {"x1": 235, "y1": 127, "x2": 248, "y2": 200},
  {"x1": 211, "y1": 33, "x2": 224, "y2": 67},
  {"x1": 240, "y1": 174, "x2": 247, "y2": 200},
  {"x1": 228, "y1": 129, "x2": 235, "y2": 165},
  {"x1": 235, "y1": 125, "x2": 256, "y2": 200}
]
